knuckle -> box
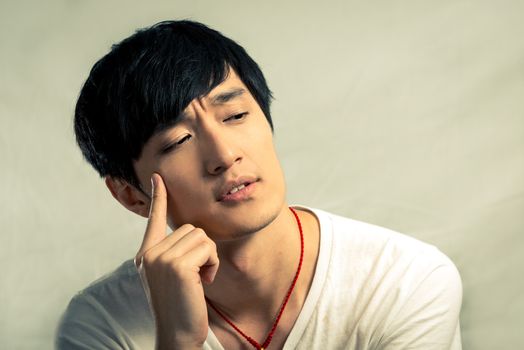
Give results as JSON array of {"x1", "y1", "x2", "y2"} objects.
[
  {"x1": 169, "y1": 257, "x2": 187, "y2": 272},
  {"x1": 158, "y1": 254, "x2": 173, "y2": 266},
  {"x1": 205, "y1": 239, "x2": 217, "y2": 250},
  {"x1": 148, "y1": 212, "x2": 160, "y2": 221},
  {"x1": 152, "y1": 189, "x2": 164, "y2": 199},
  {"x1": 141, "y1": 251, "x2": 155, "y2": 267},
  {"x1": 199, "y1": 239, "x2": 216, "y2": 254},
  {"x1": 178, "y1": 223, "x2": 195, "y2": 231},
  {"x1": 192, "y1": 228, "x2": 206, "y2": 239}
]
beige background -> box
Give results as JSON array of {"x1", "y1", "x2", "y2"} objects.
[{"x1": 1, "y1": 0, "x2": 523, "y2": 349}]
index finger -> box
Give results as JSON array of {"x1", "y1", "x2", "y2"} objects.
[{"x1": 138, "y1": 173, "x2": 168, "y2": 256}]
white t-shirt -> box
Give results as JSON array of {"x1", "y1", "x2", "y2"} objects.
[{"x1": 56, "y1": 207, "x2": 462, "y2": 349}]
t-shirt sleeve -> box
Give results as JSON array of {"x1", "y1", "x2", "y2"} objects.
[
  {"x1": 377, "y1": 253, "x2": 463, "y2": 350},
  {"x1": 55, "y1": 293, "x2": 132, "y2": 350}
]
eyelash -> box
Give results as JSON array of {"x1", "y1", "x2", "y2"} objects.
[
  {"x1": 162, "y1": 135, "x2": 191, "y2": 153},
  {"x1": 161, "y1": 113, "x2": 248, "y2": 154},
  {"x1": 224, "y1": 112, "x2": 248, "y2": 122}
]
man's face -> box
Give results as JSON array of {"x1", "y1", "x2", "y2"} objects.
[{"x1": 133, "y1": 70, "x2": 287, "y2": 240}]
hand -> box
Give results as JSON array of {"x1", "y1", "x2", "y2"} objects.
[{"x1": 136, "y1": 173, "x2": 219, "y2": 350}]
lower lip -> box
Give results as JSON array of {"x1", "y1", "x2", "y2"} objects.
[{"x1": 220, "y1": 182, "x2": 257, "y2": 202}]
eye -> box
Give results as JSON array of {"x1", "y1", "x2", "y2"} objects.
[
  {"x1": 161, "y1": 134, "x2": 192, "y2": 154},
  {"x1": 176, "y1": 134, "x2": 192, "y2": 145},
  {"x1": 224, "y1": 112, "x2": 248, "y2": 122}
]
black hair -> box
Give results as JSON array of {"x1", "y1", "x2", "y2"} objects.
[{"x1": 74, "y1": 20, "x2": 273, "y2": 190}]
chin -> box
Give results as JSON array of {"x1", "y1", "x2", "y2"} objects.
[{"x1": 209, "y1": 195, "x2": 287, "y2": 241}]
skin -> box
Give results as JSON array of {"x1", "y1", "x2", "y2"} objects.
[{"x1": 106, "y1": 70, "x2": 320, "y2": 349}]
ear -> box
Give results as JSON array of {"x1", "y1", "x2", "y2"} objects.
[{"x1": 105, "y1": 176, "x2": 150, "y2": 218}]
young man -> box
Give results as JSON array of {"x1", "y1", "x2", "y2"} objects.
[{"x1": 57, "y1": 20, "x2": 462, "y2": 349}]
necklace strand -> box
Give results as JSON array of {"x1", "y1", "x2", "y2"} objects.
[{"x1": 205, "y1": 207, "x2": 304, "y2": 350}]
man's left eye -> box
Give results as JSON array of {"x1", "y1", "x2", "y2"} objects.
[{"x1": 224, "y1": 112, "x2": 248, "y2": 122}]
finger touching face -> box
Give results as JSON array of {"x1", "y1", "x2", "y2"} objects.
[{"x1": 137, "y1": 173, "x2": 168, "y2": 259}]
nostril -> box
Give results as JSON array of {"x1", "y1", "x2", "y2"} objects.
[{"x1": 206, "y1": 153, "x2": 242, "y2": 175}]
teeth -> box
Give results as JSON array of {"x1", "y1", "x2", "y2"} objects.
[{"x1": 229, "y1": 184, "x2": 246, "y2": 194}]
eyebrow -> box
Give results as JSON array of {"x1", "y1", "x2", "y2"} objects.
[
  {"x1": 210, "y1": 88, "x2": 246, "y2": 105},
  {"x1": 152, "y1": 89, "x2": 247, "y2": 156}
]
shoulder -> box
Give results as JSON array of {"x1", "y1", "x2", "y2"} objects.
[
  {"x1": 309, "y1": 206, "x2": 458, "y2": 274},
  {"x1": 56, "y1": 259, "x2": 154, "y2": 349},
  {"x1": 301, "y1": 206, "x2": 462, "y2": 312},
  {"x1": 66, "y1": 259, "x2": 146, "y2": 309},
  {"x1": 304, "y1": 206, "x2": 462, "y2": 349}
]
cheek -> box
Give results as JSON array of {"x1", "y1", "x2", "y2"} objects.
[
  {"x1": 165, "y1": 183, "x2": 204, "y2": 228},
  {"x1": 259, "y1": 136, "x2": 281, "y2": 171},
  {"x1": 245, "y1": 121, "x2": 277, "y2": 160},
  {"x1": 247, "y1": 126, "x2": 285, "y2": 188},
  {"x1": 160, "y1": 161, "x2": 205, "y2": 223}
]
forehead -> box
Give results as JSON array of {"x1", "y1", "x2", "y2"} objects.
[
  {"x1": 150, "y1": 69, "x2": 250, "y2": 130},
  {"x1": 177, "y1": 69, "x2": 253, "y2": 120},
  {"x1": 201, "y1": 69, "x2": 248, "y2": 104},
  {"x1": 149, "y1": 70, "x2": 252, "y2": 134}
]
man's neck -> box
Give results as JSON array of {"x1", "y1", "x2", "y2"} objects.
[{"x1": 204, "y1": 205, "x2": 320, "y2": 322}]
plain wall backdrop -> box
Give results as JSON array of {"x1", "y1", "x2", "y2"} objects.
[{"x1": 1, "y1": 0, "x2": 523, "y2": 349}]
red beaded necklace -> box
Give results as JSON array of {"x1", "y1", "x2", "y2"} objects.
[{"x1": 205, "y1": 207, "x2": 304, "y2": 350}]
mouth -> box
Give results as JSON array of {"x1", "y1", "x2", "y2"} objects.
[{"x1": 217, "y1": 176, "x2": 259, "y2": 202}]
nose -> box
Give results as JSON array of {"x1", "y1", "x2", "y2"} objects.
[{"x1": 202, "y1": 129, "x2": 242, "y2": 175}]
